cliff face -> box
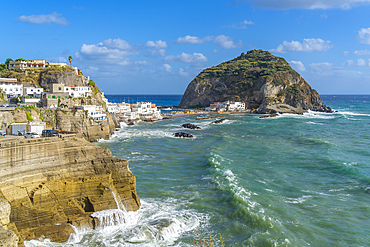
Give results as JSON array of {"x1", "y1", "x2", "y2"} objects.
[
  {"x1": 179, "y1": 50, "x2": 331, "y2": 114},
  {"x1": 39, "y1": 69, "x2": 84, "y2": 90},
  {"x1": 0, "y1": 108, "x2": 116, "y2": 142},
  {"x1": 0, "y1": 137, "x2": 140, "y2": 246}
]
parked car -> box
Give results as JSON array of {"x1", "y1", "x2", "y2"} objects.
[
  {"x1": 25, "y1": 132, "x2": 40, "y2": 138},
  {"x1": 42, "y1": 129, "x2": 59, "y2": 137}
]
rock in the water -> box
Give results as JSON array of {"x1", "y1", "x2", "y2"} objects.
[
  {"x1": 179, "y1": 49, "x2": 332, "y2": 114},
  {"x1": 174, "y1": 132, "x2": 193, "y2": 138},
  {"x1": 182, "y1": 123, "x2": 201, "y2": 129},
  {"x1": 259, "y1": 114, "x2": 279, "y2": 118},
  {"x1": 211, "y1": 118, "x2": 229, "y2": 124}
]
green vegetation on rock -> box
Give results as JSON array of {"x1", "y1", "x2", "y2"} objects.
[{"x1": 193, "y1": 50, "x2": 294, "y2": 86}]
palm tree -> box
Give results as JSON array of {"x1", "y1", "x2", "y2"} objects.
[{"x1": 68, "y1": 56, "x2": 72, "y2": 65}]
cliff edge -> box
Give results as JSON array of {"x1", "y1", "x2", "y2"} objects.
[
  {"x1": 179, "y1": 50, "x2": 331, "y2": 114},
  {"x1": 0, "y1": 137, "x2": 140, "y2": 246}
]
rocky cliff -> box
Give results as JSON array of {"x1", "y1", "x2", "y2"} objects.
[
  {"x1": 39, "y1": 68, "x2": 84, "y2": 90},
  {"x1": 179, "y1": 50, "x2": 331, "y2": 114},
  {"x1": 0, "y1": 108, "x2": 116, "y2": 142},
  {"x1": 0, "y1": 137, "x2": 140, "y2": 246}
]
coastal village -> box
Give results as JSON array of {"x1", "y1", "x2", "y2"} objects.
[
  {"x1": 0, "y1": 51, "x2": 336, "y2": 246},
  {"x1": 0, "y1": 58, "x2": 248, "y2": 140}
]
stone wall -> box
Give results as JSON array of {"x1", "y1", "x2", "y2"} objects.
[{"x1": 0, "y1": 137, "x2": 140, "y2": 246}]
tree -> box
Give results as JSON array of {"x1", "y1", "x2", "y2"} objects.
[
  {"x1": 5, "y1": 58, "x2": 13, "y2": 69},
  {"x1": 15, "y1": 58, "x2": 27, "y2": 62},
  {"x1": 68, "y1": 56, "x2": 72, "y2": 65}
]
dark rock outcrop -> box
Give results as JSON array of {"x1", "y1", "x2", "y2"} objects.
[
  {"x1": 179, "y1": 50, "x2": 332, "y2": 114},
  {"x1": 211, "y1": 118, "x2": 229, "y2": 124},
  {"x1": 182, "y1": 123, "x2": 201, "y2": 129},
  {"x1": 174, "y1": 132, "x2": 193, "y2": 138}
]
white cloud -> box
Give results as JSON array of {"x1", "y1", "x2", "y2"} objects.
[
  {"x1": 271, "y1": 38, "x2": 333, "y2": 53},
  {"x1": 102, "y1": 38, "x2": 132, "y2": 50},
  {"x1": 17, "y1": 12, "x2": 69, "y2": 25},
  {"x1": 174, "y1": 35, "x2": 242, "y2": 49},
  {"x1": 290, "y1": 60, "x2": 306, "y2": 72},
  {"x1": 214, "y1": 35, "x2": 243, "y2": 49},
  {"x1": 174, "y1": 35, "x2": 213, "y2": 44},
  {"x1": 179, "y1": 68, "x2": 189, "y2": 77},
  {"x1": 309, "y1": 62, "x2": 334, "y2": 71},
  {"x1": 48, "y1": 57, "x2": 67, "y2": 63},
  {"x1": 343, "y1": 51, "x2": 350, "y2": 56},
  {"x1": 163, "y1": 64, "x2": 172, "y2": 73},
  {"x1": 344, "y1": 59, "x2": 368, "y2": 66},
  {"x1": 238, "y1": 0, "x2": 370, "y2": 10},
  {"x1": 164, "y1": 52, "x2": 208, "y2": 63},
  {"x1": 354, "y1": 49, "x2": 370, "y2": 55},
  {"x1": 76, "y1": 38, "x2": 138, "y2": 66},
  {"x1": 145, "y1": 40, "x2": 168, "y2": 49},
  {"x1": 230, "y1": 20, "x2": 255, "y2": 29},
  {"x1": 357, "y1": 58, "x2": 366, "y2": 66},
  {"x1": 346, "y1": 60, "x2": 354, "y2": 66},
  {"x1": 358, "y1": 28, "x2": 370, "y2": 44}
]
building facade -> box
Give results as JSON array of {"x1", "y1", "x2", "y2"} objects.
[
  {"x1": 8, "y1": 60, "x2": 47, "y2": 70},
  {"x1": 0, "y1": 78, "x2": 23, "y2": 97}
]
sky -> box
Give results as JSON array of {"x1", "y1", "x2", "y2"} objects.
[{"x1": 2, "y1": 0, "x2": 370, "y2": 95}]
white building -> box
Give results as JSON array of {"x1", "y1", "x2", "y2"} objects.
[
  {"x1": 8, "y1": 60, "x2": 48, "y2": 70},
  {"x1": 76, "y1": 105, "x2": 107, "y2": 121},
  {"x1": 107, "y1": 102, "x2": 131, "y2": 114},
  {"x1": 22, "y1": 97, "x2": 41, "y2": 105},
  {"x1": 23, "y1": 86, "x2": 44, "y2": 97},
  {"x1": 227, "y1": 102, "x2": 246, "y2": 111},
  {"x1": 0, "y1": 78, "x2": 23, "y2": 97},
  {"x1": 131, "y1": 102, "x2": 161, "y2": 120},
  {"x1": 64, "y1": 86, "x2": 92, "y2": 98},
  {"x1": 125, "y1": 112, "x2": 137, "y2": 121}
]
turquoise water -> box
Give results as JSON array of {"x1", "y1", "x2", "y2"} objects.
[{"x1": 26, "y1": 96, "x2": 370, "y2": 246}]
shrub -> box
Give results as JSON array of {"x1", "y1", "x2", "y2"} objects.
[{"x1": 26, "y1": 111, "x2": 33, "y2": 121}]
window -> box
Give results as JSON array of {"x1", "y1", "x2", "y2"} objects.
[
  {"x1": 58, "y1": 87, "x2": 61, "y2": 91},
  {"x1": 65, "y1": 96, "x2": 67, "y2": 98},
  {"x1": 52, "y1": 96, "x2": 55, "y2": 99},
  {"x1": 48, "y1": 96, "x2": 50, "y2": 98},
  {"x1": 58, "y1": 96, "x2": 60, "y2": 99}
]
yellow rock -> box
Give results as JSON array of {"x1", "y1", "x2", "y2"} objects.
[{"x1": 0, "y1": 137, "x2": 140, "y2": 246}]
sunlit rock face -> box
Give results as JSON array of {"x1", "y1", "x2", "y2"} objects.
[{"x1": 0, "y1": 137, "x2": 140, "y2": 246}]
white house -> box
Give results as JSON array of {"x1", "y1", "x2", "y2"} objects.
[
  {"x1": 227, "y1": 102, "x2": 246, "y2": 111},
  {"x1": 8, "y1": 60, "x2": 47, "y2": 70},
  {"x1": 107, "y1": 102, "x2": 132, "y2": 114},
  {"x1": 64, "y1": 86, "x2": 92, "y2": 98},
  {"x1": 125, "y1": 112, "x2": 137, "y2": 121},
  {"x1": 76, "y1": 105, "x2": 107, "y2": 121},
  {"x1": 0, "y1": 78, "x2": 23, "y2": 97},
  {"x1": 131, "y1": 102, "x2": 161, "y2": 120},
  {"x1": 23, "y1": 86, "x2": 44, "y2": 97}
]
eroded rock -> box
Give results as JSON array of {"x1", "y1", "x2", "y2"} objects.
[{"x1": 0, "y1": 137, "x2": 140, "y2": 245}]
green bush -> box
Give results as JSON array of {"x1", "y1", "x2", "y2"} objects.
[{"x1": 26, "y1": 112, "x2": 33, "y2": 121}]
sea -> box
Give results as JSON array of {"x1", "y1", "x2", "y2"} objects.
[{"x1": 25, "y1": 95, "x2": 370, "y2": 247}]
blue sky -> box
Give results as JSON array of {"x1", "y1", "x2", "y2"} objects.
[{"x1": 2, "y1": 0, "x2": 370, "y2": 95}]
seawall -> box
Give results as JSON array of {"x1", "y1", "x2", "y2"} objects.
[{"x1": 0, "y1": 137, "x2": 140, "y2": 246}]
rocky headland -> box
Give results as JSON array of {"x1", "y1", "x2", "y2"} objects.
[
  {"x1": 0, "y1": 137, "x2": 140, "y2": 246},
  {"x1": 179, "y1": 50, "x2": 332, "y2": 114}
]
